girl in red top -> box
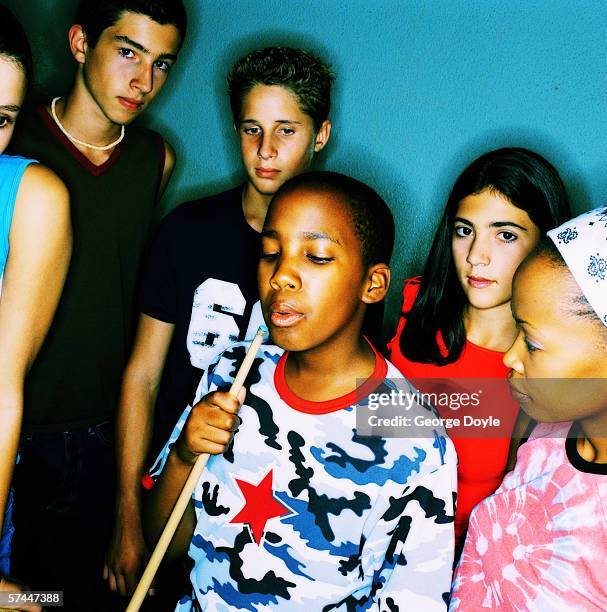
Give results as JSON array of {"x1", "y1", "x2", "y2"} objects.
[{"x1": 388, "y1": 148, "x2": 570, "y2": 550}]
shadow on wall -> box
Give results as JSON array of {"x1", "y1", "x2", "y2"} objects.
[
  {"x1": 7, "y1": 0, "x2": 78, "y2": 99},
  {"x1": 426, "y1": 126, "x2": 592, "y2": 224}
]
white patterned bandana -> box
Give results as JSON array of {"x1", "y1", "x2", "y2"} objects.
[{"x1": 548, "y1": 207, "x2": 607, "y2": 327}]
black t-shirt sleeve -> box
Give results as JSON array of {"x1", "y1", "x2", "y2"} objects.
[{"x1": 139, "y1": 210, "x2": 179, "y2": 323}]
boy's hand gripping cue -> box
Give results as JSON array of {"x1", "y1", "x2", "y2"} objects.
[{"x1": 127, "y1": 325, "x2": 268, "y2": 612}]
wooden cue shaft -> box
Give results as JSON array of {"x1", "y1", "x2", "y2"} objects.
[{"x1": 127, "y1": 326, "x2": 267, "y2": 612}]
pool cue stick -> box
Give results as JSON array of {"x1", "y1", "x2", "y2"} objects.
[{"x1": 127, "y1": 326, "x2": 268, "y2": 612}]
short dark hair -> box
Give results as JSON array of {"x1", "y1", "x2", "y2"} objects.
[
  {"x1": 228, "y1": 47, "x2": 335, "y2": 131},
  {"x1": 400, "y1": 147, "x2": 571, "y2": 365},
  {"x1": 0, "y1": 4, "x2": 33, "y2": 87},
  {"x1": 274, "y1": 171, "x2": 394, "y2": 267},
  {"x1": 75, "y1": 0, "x2": 187, "y2": 48},
  {"x1": 271, "y1": 171, "x2": 393, "y2": 349}
]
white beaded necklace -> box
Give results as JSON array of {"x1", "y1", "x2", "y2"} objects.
[{"x1": 50, "y1": 97, "x2": 125, "y2": 151}]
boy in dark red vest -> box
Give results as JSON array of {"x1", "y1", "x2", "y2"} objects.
[{"x1": 9, "y1": 1, "x2": 187, "y2": 609}]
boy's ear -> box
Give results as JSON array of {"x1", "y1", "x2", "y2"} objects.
[
  {"x1": 313, "y1": 119, "x2": 331, "y2": 153},
  {"x1": 362, "y1": 263, "x2": 390, "y2": 304},
  {"x1": 68, "y1": 24, "x2": 88, "y2": 65}
]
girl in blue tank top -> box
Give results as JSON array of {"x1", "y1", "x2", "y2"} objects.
[
  {"x1": 0, "y1": 4, "x2": 71, "y2": 595},
  {"x1": 0, "y1": 156, "x2": 35, "y2": 281}
]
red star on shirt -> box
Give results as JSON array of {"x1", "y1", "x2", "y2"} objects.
[{"x1": 229, "y1": 469, "x2": 291, "y2": 544}]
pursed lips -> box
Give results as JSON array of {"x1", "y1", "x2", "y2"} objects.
[
  {"x1": 255, "y1": 167, "x2": 281, "y2": 178},
  {"x1": 268, "y1": 301, "x2": 304, "y2": 327},
  {"x1": 467, "y1": 276, "x2": 495, "y2": 288},
  {"x1": 118, "y1": 96, "x2": 144, "y2": 111},
  {"x1": 507, "y1": 375, "x2": 531, "y2": 403}
]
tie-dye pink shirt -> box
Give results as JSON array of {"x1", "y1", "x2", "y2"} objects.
[{"x1": 450, "y1": 421, "x2": 607, "y2": 611}]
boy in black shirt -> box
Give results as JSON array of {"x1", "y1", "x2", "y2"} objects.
[{"x1": 107, "y1": 46, "x2": 334, "y2": 596}]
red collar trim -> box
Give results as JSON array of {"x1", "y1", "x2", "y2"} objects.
[
  {"x1": 274, "y1": 339, "x2": 389, "y2": 414},
  {"x1": 37, "y1": 105, "x2": 124, "y2": 177}
]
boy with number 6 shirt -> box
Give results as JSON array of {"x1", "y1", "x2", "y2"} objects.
[
  {"x1": 107, "y1": 47, "x2": 333, "y2": 594},
  {"x1": 145, "y1": 172, "x2": 457, "y2": 610}
]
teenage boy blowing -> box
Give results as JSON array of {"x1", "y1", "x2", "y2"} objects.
[
  {"x1": 144, "y1": 172, "x2": 457, "y2": 610},
  {"x1": 106, "y1": 47, "x2": 333, "y2": 594},
  {"x1": 8, "y1": 0, "x2": 186, "y2": 608}
]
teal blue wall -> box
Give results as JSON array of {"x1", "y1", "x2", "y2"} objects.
[{"x1": 7, "y1": 0, "x2": 607, "y2": 329}]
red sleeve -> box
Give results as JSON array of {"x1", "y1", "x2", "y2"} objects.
[
  {"x1": 401, "y1": 276, "x2": 422, "y2": 314},
  {"x1": 386, "y1": 276, "x2": 422, "y2": 356}
]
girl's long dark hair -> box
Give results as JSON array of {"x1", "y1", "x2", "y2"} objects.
[
  {"x1": 0, "y1": 4, "x2": 33, "y2": 86},
  {"x1": 400, "y1": 147, "x2": 571, "y2": 364}
]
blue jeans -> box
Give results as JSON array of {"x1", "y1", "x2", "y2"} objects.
[
  {"x1": 11, "y1": 422, "x2": 116, "y2": 611},
  {"x1": 0, "y1": 486, "x2": 15, "y2": 575}
]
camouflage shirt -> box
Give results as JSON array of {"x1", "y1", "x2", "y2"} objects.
[{"x1": 150, "y1": 342, "x2": 457, "y2": 611}]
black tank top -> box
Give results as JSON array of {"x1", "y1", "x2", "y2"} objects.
[{"x1": 10, "y1": 105, "x2": 165, "y2": 431}]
